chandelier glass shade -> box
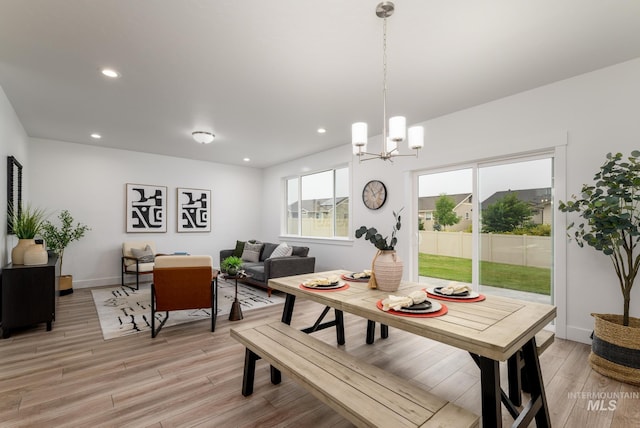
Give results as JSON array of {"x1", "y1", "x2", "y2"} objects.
[{"x1": 352, "y1": 2, "x2": 424, "y2": 162}]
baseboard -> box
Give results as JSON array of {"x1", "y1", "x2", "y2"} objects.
[
  {"x1": 566, "y1": 325, "x2": 593, "y2": 345},
  {"x1": 71, "y1": 276, "x2": 152, "y2": 289}
]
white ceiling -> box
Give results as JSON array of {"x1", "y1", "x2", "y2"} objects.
[{"x1": 2, "y1": 1, "x2": 640, "y2": 168}]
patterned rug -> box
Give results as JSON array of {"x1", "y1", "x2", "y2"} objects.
[{"x1": 91, "y1": 279, "x2": 285, "y2": 340}]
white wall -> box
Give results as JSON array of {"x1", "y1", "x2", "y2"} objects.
[
  {"x1": 28, "y1": 138, "x2": 263, "y2": 288},
  {"x1": 6, "y1": 57, "x2": 640, "y2": 345},
  {"x1": 0, "y1": 86, "x2": 30, "y2": 265},
  {"x1": 262, "y1": 57, "x2": 640, "y2": 345}
]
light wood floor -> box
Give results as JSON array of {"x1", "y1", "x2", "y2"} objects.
[{"x1": 1, "y1": 286, "x2": 639, "y2": 427}]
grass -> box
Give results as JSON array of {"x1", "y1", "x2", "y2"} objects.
[{"x1": 418, "y1": 253, "x2": 551, "y2": 295}]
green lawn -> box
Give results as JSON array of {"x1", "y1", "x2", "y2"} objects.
[{"x1": 418, "y1": 253, "x2": 550, "y2": 295}]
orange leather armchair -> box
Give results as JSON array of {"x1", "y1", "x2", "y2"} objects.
[{"x1": 151, "y1": 255, "x2": 217, "y2": 338}]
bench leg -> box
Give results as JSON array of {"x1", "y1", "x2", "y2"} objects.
[
  {"x1": 366, "y1": 320, "x2": 375, "y2": 344},
  {"x1": 242, "y1": 349, "x2": 259, "y2": 396},
  {"x1": 270, "y1": 365, "x2": 281, "y2": 385},
  {"x1": 381, "y1": 324, "x2": 389, "y2": 338},
  {"x1": 366, "y1": 322, "x2": 390, "y2": 344}
]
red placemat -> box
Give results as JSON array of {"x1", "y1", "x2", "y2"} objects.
[
  {"x1": 340, "y1": 274, "x2": 369, "y2": 283},
  {"x1": 299, "y1": 283, "x2": 350, "y2": 292},
  {"x1": 425, "y1": 290, "x2": 486, "y2": 303},
  {"x1": 376, "y1": 300, "x2": 448, "y2": 318}
]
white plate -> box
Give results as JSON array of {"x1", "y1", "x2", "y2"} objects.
[{"x1": 427, "y1": 287, "x2": 480, "y2": 299}]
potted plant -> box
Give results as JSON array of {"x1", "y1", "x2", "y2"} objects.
[
  {"x1": 9, "y1": 205, "x2": 47, "y2": 265},
  {"x1": 559, "y1": 151, "x2": 640, "y2": 385},
  {"x1": 221, "y1": 256, "x2": 243, "y2": 276},
  {"x1": 355, "y1": 208, "x2": 403, "y2": 291},
  {"x1": 41, "y1": 210, "x2": 90, "y2": 296}
]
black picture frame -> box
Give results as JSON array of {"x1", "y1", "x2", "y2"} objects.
[{"x1": 7, "y1": 156, "x2": 23, "y2": 234}]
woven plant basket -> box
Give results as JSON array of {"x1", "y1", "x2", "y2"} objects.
[{"x1": 589, "y1": 313, "x2": 640, "y2": 386}]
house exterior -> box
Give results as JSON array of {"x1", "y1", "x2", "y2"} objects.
[
  {"x1": 418, "y1": 193, "x2": 472, "y2": 232},
  {"x1": 481, "y1": 188, "x2": 552, "y2": 225}
]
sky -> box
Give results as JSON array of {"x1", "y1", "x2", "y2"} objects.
[
  {"x1": 419, "y1": 158, "x2": 552, "y2": 201},
  {"x1": 287, "y1": 158, "x2": 552, "y2": 203}
]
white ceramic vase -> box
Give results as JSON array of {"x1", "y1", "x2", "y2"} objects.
[
  {"x1": 372, "y1": 250, "x2": 403, "y2": 292},
  {"x1": 11, "y1": 238, "x2": 35, "y2": 265}
]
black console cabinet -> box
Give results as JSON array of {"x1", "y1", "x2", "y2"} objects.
[{"x1": 1, "y1": 255, "x2": 59, "y2": 338}]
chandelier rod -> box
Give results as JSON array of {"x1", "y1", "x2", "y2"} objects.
[{"x1": 382, "y1": 12, "x2": 388, "y2": 156}]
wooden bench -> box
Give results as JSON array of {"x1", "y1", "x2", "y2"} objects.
[
  {"x1": 231, "y1": 321, "x2": 479, "y2": 428},
  {"x1": 507, "y1": 329, "x2": 555, "y2": 406}
]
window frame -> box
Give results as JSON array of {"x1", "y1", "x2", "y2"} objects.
[{"x1": 283, "y1": 165, "x2": 351, "y2": 240}]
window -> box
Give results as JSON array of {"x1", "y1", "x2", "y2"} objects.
[{"x1": 286, "y1": 167, "x2": 349, "y2": 238}]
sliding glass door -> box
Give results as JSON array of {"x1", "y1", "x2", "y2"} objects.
[{"x1": 418, "y1": 155, "x2": 553, "y2": 304}]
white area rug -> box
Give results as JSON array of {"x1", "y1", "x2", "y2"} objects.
[{"x1": 91, "y1": 279, "x2": 285, "y2": 340}]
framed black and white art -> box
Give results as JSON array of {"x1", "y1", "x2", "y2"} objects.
[
  {"x1": 177, "y1": 187, "x2": 211, "y2": 232},
  {"x1": 126, "y1": 183, "x2": 167, "y2": 232}
]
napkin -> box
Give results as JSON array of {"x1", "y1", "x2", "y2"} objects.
[
  {"x1": 303, "y1": 275, "x2": 340, "y2": 287},
  {"x1": 352, "y1": 269, "x2": 372, "y2": 279},
  {"x1": 438, "y1": 283, "x2": 472, "y2": 295},
  {"x1": 381, "y1": 290, "x2": 428, "y2": 311}
]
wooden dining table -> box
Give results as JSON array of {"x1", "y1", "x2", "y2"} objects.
[{"x1": 268, "y1": 269, "x2": 557, "y2": 428}]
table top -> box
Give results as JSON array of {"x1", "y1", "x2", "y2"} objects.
[{"x1": 268, "y1": 270, "x2": 556, "y2": 361}]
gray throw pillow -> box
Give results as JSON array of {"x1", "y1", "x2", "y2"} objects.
[
  {"x1": 269, "y1": 242, "x2": 293, "y2": 258},
  {"x1": 131, "y1": 245, "x2": 154, "y2": 263},
  {"x1": 241, "y1": 242, "x2": 263, "y2": 263}
]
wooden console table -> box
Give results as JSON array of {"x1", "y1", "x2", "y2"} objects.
[{"x1": 1, "y1": 255, "x2": 59, "y2": 338}]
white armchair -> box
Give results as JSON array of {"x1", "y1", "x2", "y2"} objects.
[{"x1": 121, "y1": 241, "x2": 158, "y2": 290}]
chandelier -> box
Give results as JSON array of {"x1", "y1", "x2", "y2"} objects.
[{"x1": 352, "y1": 2, "x2": 424, "y2": 162}]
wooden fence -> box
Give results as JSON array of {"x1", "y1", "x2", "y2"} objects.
[{"x1": 419, "y1": 231, "x2": 551, "y2": 268}]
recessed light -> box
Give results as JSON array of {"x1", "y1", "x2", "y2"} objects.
[
  {"x1": 90, "y1": 133, "x2": 102, "y2": 139},
  {"x1": 101, "y1": 68, "x2": 120, "y2": 78},
  {"x1": 317, "y1": 128, "x2": 326, "y2": 134},
  {"x1": 243, "y1": 158, "x2": 251, "y2": 162}
]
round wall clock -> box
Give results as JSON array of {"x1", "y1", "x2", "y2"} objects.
[{"x1": 362, "y1": 180, "x2": 387, "y2": 210}]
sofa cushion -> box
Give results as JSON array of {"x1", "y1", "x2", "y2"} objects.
[
  {"x1": 242, "y1": 242, "x2": 263, "y2": 263},
  {"x1": 233, "y1": 240, "x2": 245, "y2": 258},
  {"x1": 291, "y1": 246, "x2": 309, "y2": 257},
  {"x1": 242, "y1": 262, "x2": 265, "y2": 282},
  {"x1": 261, "y1": 242, "x2": 279, "y2": 261},
  {"x1": 269, "y1": 242, "x2": 293, "y2": 258},
  {"x1": 131, "y1": 245, "x2": 155, "y2": 263}
]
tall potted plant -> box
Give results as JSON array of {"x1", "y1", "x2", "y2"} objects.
[
  {"x1": 9, "y1": 205, "x2": 47, "y2": 265},
  {"x1": 559, "y1": 151, "x2": 640, "y2": 385},
  {"x1": 41, "y1": 210, "x2": 90, "y2": 296},
  {"x1": 355, "y1": 208, "x2": 403, "y2": 291}
]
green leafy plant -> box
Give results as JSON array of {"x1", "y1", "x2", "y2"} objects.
[
  {"x1": 559, "y1": 151, "x2": 640, "y2": 326},
  {"x1": 41, "y1": 210, "x2": 90, "y2": 275},
  {"x1": 221, "y1": 256, "x2": 243, "y2": 274},
  {"x1": 9, "y1": 205, "x2": 47, "y2": 239},
  {"x1": 355, "y1": 208, "x2": 403, "y2": 250}
]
